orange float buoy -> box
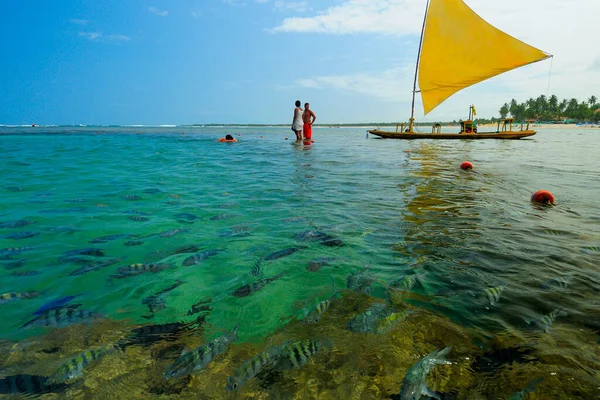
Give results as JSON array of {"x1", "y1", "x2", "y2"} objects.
[
  {"x1": 460, "y1": 161, "x2": 474, "y2": 170},
  {"x1": 531, "y1": 190, "x2": 555, "y2": 205}
]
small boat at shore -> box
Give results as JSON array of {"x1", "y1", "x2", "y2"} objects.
[{"x1": 369, "y1": 0, "x2": 551, "y2": 140}]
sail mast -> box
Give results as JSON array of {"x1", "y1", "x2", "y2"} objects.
[{"x1": 410, "y1": 0, "x2": 431, "y2": 129}]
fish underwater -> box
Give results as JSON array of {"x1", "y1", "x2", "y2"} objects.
[
  {"x1": 1, "y1": 231, "x2": 39, "y2": 240},
  {"x1": 60, "y1": 248, "x2": 105, "y2": 260},
  {"x1": 0, "y1": 291, "x2": 41, "y2": 305},
  {"x1": 88, "y1": 234, "x2": 132, "y2": 243},
  {"x1": 225, "y1": 345, "x2": 284, "y2": 392},
  {"x1": 173, "y1": 244, "x2": 202, "y2": 254},
  {"x1": 389, "y1": 275, "x2": 420, "y2": 291},
  {"x1": 345, "y1": 303, "x2": 412, "y2": 334},
  {"x1": 49, "y1": 344, "x2": 121, "y2": 384},
  {"x1": 527, "y1": 309, "x2": 568, "y2": 333},
  {"x1": 232, "y1": 273, "x2": 285, "y2": 298},
  {"x1": 264, "y1": 247, "x2": 304, "y2": 261},
  {"x1": 187, "y1": 298, "x2": 212, "y2": 316},
  {"x1": 69, "y1": 258, "x2": 121, "y2": 276},
  {"x1": 120, "y1": 315, "x2": 206, "y2": 348},
  {"x1": 182, "y1": 250, "x2": 223, "y2": 266},
  {"x1": 121, "y1": 194, "x2": 142, "y2": 201},
  {"x1": 175, "y1": 213, "x2": 200, "y2": 221},
  {"x1": 0, "y1": 220, "x2": 36, "y2": 229},
  {"x1": 0, "y1": 374, "x2": 66, "y2": 395},
  {"x1": 483, "y1": 285, "x2": 506, "y2": 306},
  {"x1": 306, "y1": 257, "x2": 336, "y2": 272},
  {"x1": 32, "y1": 295, "x2": 82, "y2": 315},
  {"x1": 110, "y1": 263, "x2": 175, "y2": 279},
  {"x1": 541, "y1": 275, "x2": 573, "y2": 290},
  {"x1": 141, "y1": 280, "x2": 185, "y2": 319},
  {"x1": 347, "y1": 270, "x2": 375, "y2": 295},
  {"x1": 0, "y1": 246, "x2": 35, "y2": 258},
  {"x1": 510, "y1": 377, "x2": 544, "y2": 400},
  {"x1": 22, "y1": 305, "x2": 101, "y2": 329},
  {"x1": 128, "y1": 215, "x2": 149, "y2": 222},
  {"x1": 397, "y1": 347, "x2": 452, "y2": 400},
  {"x1": 163, "y1": 324, "x2": 239, "y2": 379},
  {"x1": 123, "y1": 240, "x2": 144, "y2": 247}
]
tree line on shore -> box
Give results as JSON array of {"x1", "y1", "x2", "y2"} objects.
[{"x1": 499, "y1": 95, "x2": 599, "y2": 123}]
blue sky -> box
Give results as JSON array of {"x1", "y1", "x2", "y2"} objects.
[{"x1": 1, "y1": 0, "x2": 598, "y2": 125}]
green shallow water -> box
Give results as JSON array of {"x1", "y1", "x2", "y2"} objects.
[{"x1": 0, "y1": 126, "x2": 599, "y2": 398}]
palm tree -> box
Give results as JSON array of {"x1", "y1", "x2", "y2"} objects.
[
  {"x1": 499, "y1": 103, "x2": 509, "y2": 119},
  {"x1": 559, "y1": 99, "x2": 568, "y2": 117},
  {"x1": 589, "y1": 95, "x2": 598, "y2": 108},
  {"x1": 549, "y1": 95, "x2": 558, "y2": 119}
]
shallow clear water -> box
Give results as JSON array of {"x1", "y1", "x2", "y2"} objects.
[{"x1": 0, "y1": 126, "x2": 599, "y2": 398}]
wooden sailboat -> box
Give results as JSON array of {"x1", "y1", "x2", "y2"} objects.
[{"x1": 369, "y1": 0, "x2": 551, "y2": 140}]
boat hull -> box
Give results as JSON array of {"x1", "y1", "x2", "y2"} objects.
[{"x1": 367, "y1": 130, "x2": 536, "y2": 140}]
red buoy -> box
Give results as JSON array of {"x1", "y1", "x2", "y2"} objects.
[
  {"x1": 531, "y1": 190, "x2": 555, "y2": 205},
  {"x1": 460, "y1": 161, "x2": 473, "y2": 170}
]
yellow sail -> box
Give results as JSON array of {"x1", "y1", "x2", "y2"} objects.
[{"x1": 418, "y1": 0, "x2": 550, "y2": 115}]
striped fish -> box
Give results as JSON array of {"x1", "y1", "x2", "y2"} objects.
[
  {"x1": 60, "y1": 248, "x2": 104, "y2": 259},
  {"x1": 375, "y1": 309, "x2": 413, "y2": 334},
  {"x1": 541, "y1": 275, "x2": 572, "y2": 290},
  {"x1": 0, "y1": 220, "x2": 36, "y2": 229},
  {"x1": 0, "y1": 374, "x2": 65, "y2": 395},
  {"x1": 69, "y1": 258, "x2": 121, "y2": 276},
  {"x1": 0, "y1": 246, "x2": 34, "y2": 257},
  {"x1": 347, "y1": 270, "x2": 374, "y2": 294},
  {"x1": 128, "y1": 215, "x2": 149, "y2": 222},
  {"x1": 182, "y1": 250, "x2": 223, "y2": 266},
  {"x1": 2, "y1": 259, "x2": 25, "y2": 270},
  {"x1": 1, "y1": 231, "x2": 39, "y2": 240},
  {"x1": 232, "y1": 273, "x2": 285, "y2": 297},
  {"x1": 276, "y1": 339, "x2": 325, "y2": 370},
  {"x1": 110, "y1": 263, "x2": 173, "y2": 278},
  {"x1": 123, "y1": 240, "x2": 144, "y2": 246},
  {"x1": 225, "y1": 345, "x2": 283, "y2": 391},
  {"x1": 346, "y1": 303, "x2": 391, "y2": 333},
  {"x1": 163, "y1": 324, "x2": 239, "y2": 379},
  {"x1": 49, "y1": 344, "x2": 120, "y2": 383},
  {"x1": 303, "y1": 297, "x2": 334, "y2": 324},
  {"x1": 121, "y1": 194, "x2": 142, "y2": 201},
  {"x1": 89, "y1": 234, "x2": 131, "y2": 243},
  {"x1": 535, "y1": 309, "x2": 567, "y2": 333},
  {"x1": 484, "y1": 286, "x2": 506, "y2": 305},
  {"x1": 0, "y1": 291, "x2": 41, "y2": 304},
  {"x1": 22, "y1": 306, "x2": 100, "y2": 329},
  {"x1": 510, "y1": 377, "x2": 544, "y2": 400},
  {"x1": 120, "y1": 315, "x2": 205, "y2": 348},
  {"x1": 389, "y1": 275, "x2": 419, "y2": 290},
  {"x1": 264, "y1": 247, "x2": 303, "y2": 261}
]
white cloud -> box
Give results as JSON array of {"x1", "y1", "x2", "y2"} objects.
[
  {"x1": 70, "y1": 19, "x2": 89, "y2": 25},
  {"x1": 271, "y1": 0, "x2": 424, "y2": 35},
  {"x1": 274, "y1": 0, "x2": 600, "y2": 120},
  {"x1": 148, "y1": 6, "x2": 168, "y2": 17},
  {"x1": 295, "y1": 65, "x2": 414, "y2": 102},
  {"x1": 78, "y1": 32, "x2": 131, "y2": 43},
  {"x1": 274, "y1": 1, "x2": 309, "y2": 12},
  {"x1": 79, "y1": 32, "x2": 102, "y2": 41}
]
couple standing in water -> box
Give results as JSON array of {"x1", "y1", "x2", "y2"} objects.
[{"x1": 292, "y1": 100, "x2": 316, "y2": 142}]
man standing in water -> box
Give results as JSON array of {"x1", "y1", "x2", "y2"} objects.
[
  {"x1": 302, "y1": 103, "x2": 316, "y2": 142},
  {"x1": 291, "y1": 100, "x2": 303, "y2": 141}
]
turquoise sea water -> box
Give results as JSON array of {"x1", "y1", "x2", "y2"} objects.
[{"x1": 0, "y1": 126, "x2": 599, "y2": 398}]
